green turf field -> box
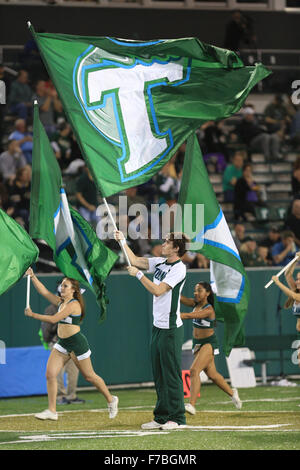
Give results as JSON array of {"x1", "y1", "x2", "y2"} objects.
[{"x1": 0, "y1": 383, "x2": 299, "y2": 450}]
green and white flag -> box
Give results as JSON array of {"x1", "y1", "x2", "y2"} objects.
[
  {"x1": 0, "y1": 209, "x2": 39, "y2": 297},
  {"x1": 29, "y1": 103, "x2": 118, "y2": 321},
  {"x1": 177, "y1": 135, "x2": 250, "y2": 356},
  {"x1": 29, "y1": 26, "x2": 270, "y2": 197}
]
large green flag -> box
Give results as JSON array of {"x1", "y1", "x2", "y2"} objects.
[
  {"x1": 177, "y1": 135, "x2": 250, "y2": 356},
  {"x1": 29, "y1": 26, "x2": 270, "y2": 197},
  {"x1": 29, "y1": 103, "x2": 118, "y2": 321},
  {"x1": 0, "y1": 209, "x2": 39, "y2": 297}
]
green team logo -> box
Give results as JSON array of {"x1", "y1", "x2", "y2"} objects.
[{"x1": 74, "y1": 45, "x2": 190, "y2": 182}]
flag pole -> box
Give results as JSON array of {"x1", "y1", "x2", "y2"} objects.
[
  {"x1": 26, "y1": 275, "x2": 31, "y2": 308},
  {"x1": 264, "y1": 254, "x2": 299, "y2": 289},
  {"x1": 103, "y1": 197, "x2": 131, "y2": 267}
]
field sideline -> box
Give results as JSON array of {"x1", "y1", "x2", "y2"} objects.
[{"x1": 0, "y1": 383, "x2": 299, "y2": 450}]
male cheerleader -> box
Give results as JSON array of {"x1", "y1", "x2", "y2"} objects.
[{"x1": 114, "y1": 230, "x2": 189, "y2": 430}]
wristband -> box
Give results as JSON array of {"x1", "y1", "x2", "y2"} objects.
[
  {"x1": 120, "y1": 239, "x2": 126, "y2": 247},
  {"x1": 136, "y1": 271, "x2": 144, "y2": 281}
]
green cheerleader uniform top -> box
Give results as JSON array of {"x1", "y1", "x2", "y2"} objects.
[
  {"x1": 58, "y1": 299, "x2": 81, "y2": 325},
  {"x1": 192, "y1": 303, "x2": 215, "y2": 329}
]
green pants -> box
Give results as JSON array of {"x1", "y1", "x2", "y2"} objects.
[{"x1": 151, "y1": 325, "x2": 186, "y2": 425}]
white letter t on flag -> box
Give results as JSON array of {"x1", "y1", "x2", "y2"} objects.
[{"x1": 86, "y1": 62, "x2": 184, "y2": 176}]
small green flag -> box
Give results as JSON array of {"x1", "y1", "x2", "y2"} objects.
[
  {"x1": 0, "y1": 209, "x2": 39, "y2": 297},
  {"x1": 29, "y1": 103, "x2": 118, "y2": 321},
  {"x1": 177, "y1": 134, "x2": 250, "y2": 356},
  {"x1": 29, "y1": 26, "x2": 271, "y2": 197}
]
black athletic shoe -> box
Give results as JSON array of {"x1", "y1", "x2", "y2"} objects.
[
  {"x1": 57, "y1": 397, "x2": 70, "y2": 405},
  {"x1": 68, "y1": 397, "x2": 86, "y2": 404}
]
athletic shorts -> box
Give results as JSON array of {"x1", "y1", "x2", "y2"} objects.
[
  {"x1": 54, "y1": 331, "x2": 91, "y2": 361},
  {"x1": 192, "y1": 333, "x2": 219, "y2": 356}
]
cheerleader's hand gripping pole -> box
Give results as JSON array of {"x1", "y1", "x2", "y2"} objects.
[{"x1": 264, "y1": 254, "x2": 299, "y2": 289}]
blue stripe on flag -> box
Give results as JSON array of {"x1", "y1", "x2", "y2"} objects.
[
  {"x1": 105, "y1": 38, "x2": 163, "y2": 47},
  {"x1": 72, "y1": 46, "x2": 122, "y2": 147},
  {"x1": 194, "y1": 208, "x2": 241, "y2": 261},
  {"x1": 203, "y1": 239, "x2": 241, "y2": 262},
  {"x1": 216, "y1": 275, "x2": 245, "y2": 304},
  {"x1": 56, "y1": 237, "x2": 71, "y2": 257}
]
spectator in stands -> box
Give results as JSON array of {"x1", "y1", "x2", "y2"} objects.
[
  {"x1": 200, "y1": 120, "x2": 228, "y2": 171},
  {"x1": 8, "y1": 118, "x2": 33, "y2": 164},
  {"x1": 291, "y1": 155, "x2": 300, "y2": 197},
  {"x1": 233, "y1": 163, "x2": 264, "y2": 221},
  {"x1": 231, "y1": 222, "x2": 246, "y2": 250},
  {"x1": 222, "y1": 150, "x2": 244, "y2": 202},
  {"x1": 50, "y1": 122, "x2": 73, "y2": 170},
  {"x1": 0, "y1": 63, "x2": 11, "y2": 97},
  {"x1": 153, "y1": 161, "x2": 179, "y2": 206},
  {"x1": 8, "y1": 70, "x2": 33, "y2": 121},
  {"x1": 257, "y1": 244, "x2": 272, "y2": 266},
  {"x1": 20, "y1": 31, "x2": 47, "y2": 83},
  {"x1": 8, "y1": 166, "x2": 31, "y2": 230},
  {"x1": 260, "y1": 226, "x2": 281, "y2": 264},
  {"x1": 240, "y1": 237, "x2": 268, "y2": 267},
  {"x1": 223, "y1": 10, "x2": 256, "y2": 52},
  {"x1": 284, "y1": 199, "x2": 300, "y2": 247},
  {"x1": 0, "y1": 139, "x2": 27, "y2": 183},
  {"x1": 75, "y1": 165, "x2": 100, "y2": 227},
  {"x1": 0, "y1": 64, "x2": 11, "y2": 152},
  {"x1": 193, "y1": 253, "x2": 209, "y2": 269},
  {"x1": 125, "y1": 186, "x2": 145, "y2": 210},
  {"x1": 234, "y1": 107, "x2": 282, "y2": 160},
  {"x1": 264, "y1": 94, "x2": 290, "y2": 139},
  {"x1": 0, "y1": 173, "x2": 14, "y2": 216},
  {"x1": 33, "y1": 80, "x2": 62, "y2": 135},
  {"x1": 271, "y1": 230, "x2": 299, "y2": 266},
  {"x1": 136, "y1": 179, "x2": 157, "y2": 208},
  {"x1": 181, "y1": 251, "x2": 197, "y2": 268},
  {"x1": 290, "y1": 107, "x2": 300, "y2": 150}
]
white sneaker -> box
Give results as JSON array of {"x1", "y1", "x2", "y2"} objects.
[
  {"x1": 108, "y1": 395, "x2": 119, "y2": 419},
  {"x1": 185, "y1": 403, "x2": 196, "y2": 415},
  {"x1": 35, "y1": 409, "x2": 58, "y2": 421},
  {"x1": 160, "y1": 421, "x2": 182, "y2": 430},
  {"x1": 231, "y1": 388, "x2": 242, "y2": 410},
  {"x1": 141, "y1": 420, "x2": 162, "y2": 430}
]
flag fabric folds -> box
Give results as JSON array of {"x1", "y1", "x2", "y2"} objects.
[
  {"x1": 30, "y1": 27, "x2": 271, "y2": 197},
  {"x1": 29, "y1": 103, "x2": 118, "y2": 321},
  {"x1": 0, "y1": 209, "x2": 39, "y2": 297},
  {"x1": 177, "y1": 135, "x2": 250, "y2": 356}
]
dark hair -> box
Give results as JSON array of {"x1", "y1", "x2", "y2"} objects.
[
  {"x1": 168, "y1": 232, "x2": 189, "y2": 257},
  {"x1": 242, "y1": 162, "x2": 252, "y2": 172},
  {"x1": 63, "y1": 277, "x2": 85, "y2": 321},
  {"x1": 197, "y1": 281, "x2": 215, "y2": 308},
  {"x1": 281, "y1": 230, "x2": 294, "y2": 240}
]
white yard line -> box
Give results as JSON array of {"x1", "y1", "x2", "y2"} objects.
[
  {"x1": 1, "y1": 405, "x2": 300, "y2": 420},
  {"x1": 0, "y1": 424, "x2": 296, "y2": 445},
  {"x1": 215, "y1": 397, "x2": 300, "y2": 404}
]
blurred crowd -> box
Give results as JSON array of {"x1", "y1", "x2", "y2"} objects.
[{"x1": 1, "y1": 49, "x2": 300, "y2": 271}]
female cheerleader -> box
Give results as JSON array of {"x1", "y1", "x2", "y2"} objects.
[
  {"x1": 24, "y1": 268, "x2": 118, "y2": 421},
  {"x1": 272, "y1": 254, "x2": 300, "y2": 367},
  {"x1": 181, "y1": 281, "x2": 242, "y2": 415}
]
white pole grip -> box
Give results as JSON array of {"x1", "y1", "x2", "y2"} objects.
[
  {"x1": 26, "y1": 275, "x2": 31, "y2": 308},
  {"x1": 103, "y1": 197, "x2": 131, "y2": 267},
  {"x1": 264, "y1": 255, "x2": 299, "y2": 289}
]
